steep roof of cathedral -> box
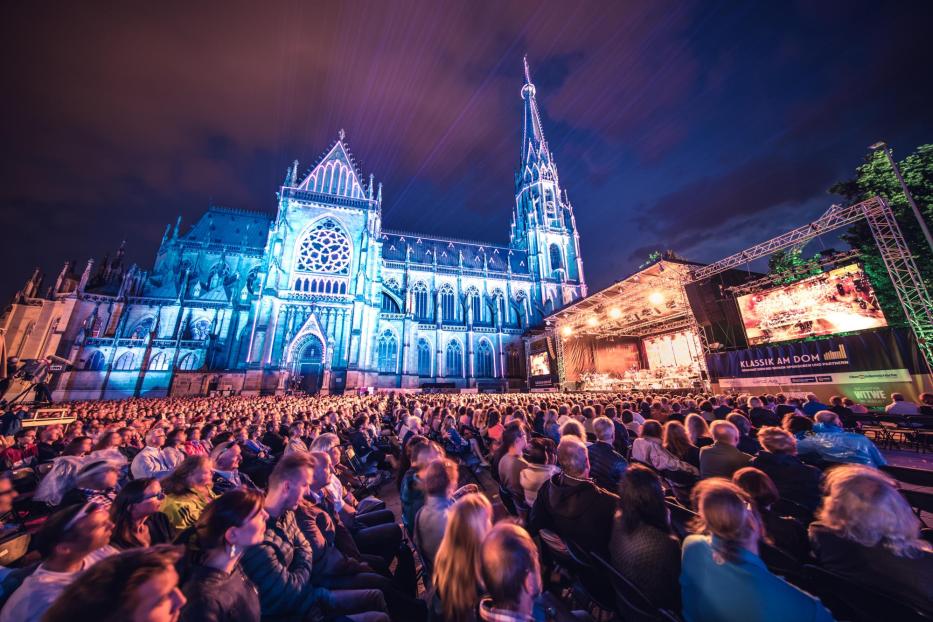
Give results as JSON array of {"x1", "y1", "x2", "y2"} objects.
[
  {"x1": 181, "y1": 206, "x2": 271, "y2": 249},
  {"x1": 520, "y1": 56, "x2": 551, "y2": 167},
  {"x1": 380, "y1": 229, "x2": 530, "y2": 274}
]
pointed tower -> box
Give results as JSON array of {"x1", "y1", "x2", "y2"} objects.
[{"x1": 511, "y1": 56, "x2": 586, "y2": 314}]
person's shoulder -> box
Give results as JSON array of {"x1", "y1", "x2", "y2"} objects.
[{"x1": 681, "y1": 534, "x2": 709, "y2": 557}]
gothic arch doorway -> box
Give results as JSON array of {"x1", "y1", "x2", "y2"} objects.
[{"x1": 297, "y1": 338, "x2": 324, "y2": 394}]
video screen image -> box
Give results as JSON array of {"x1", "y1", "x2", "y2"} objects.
[
  {"x1": 529, "y1": 351, "x2": 551, "y2": 377},
  {"x1": 737, "y1": 264, "x2": 887, "y2": 346}
]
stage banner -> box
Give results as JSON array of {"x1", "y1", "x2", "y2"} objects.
[{"x1": 705, "y1": 327, "x2": 929, "y2": 405}]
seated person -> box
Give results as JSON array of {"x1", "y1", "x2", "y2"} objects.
[
  {"x1": 588, "y1": 416, "x2": 628, "y2": 492},
  {"x1": 108, "y1": 478, "x2": 175, "y2": 550},
  {"x1": 529, "y1": 436, "x2": 618, "y2": 556},
  {"x1": 130, "y1": 428, "x2": 173, "y2": 480},
  {"x1": 400, "y1": 440, "x2": 443, "y2": 533},
  {"x1": 0, "y1": 429, "x2": 37, "y2": 470},
  {"x1": 0, "y1": 502, "x2": 115, "y2": 622},
  {"x1": 884, "y1": 392, "x2": 919, "y2": 416},
  {"x1": 726, "y1": 413, "x2": 762, "y2": 455},
  {"x1": 432, "y1": 494, "x2": 493, "y2": 621},
  {"x1": 809, "y1": 465, "x2": 933, "y2": 615},
  {"x1": 60, "y1": 460, "x2": 120, "y2": 509},
  {"x1": 733, "y1": 467, "x2": 809, "y2": 562},
  {"x1": 699, "y1": 420, "x2": 752, "y2": 479},
  {"x1": 680, "y1": 479, "x2": 833, "y2": 622},
  {"x1": 0, "y1": 473, "x2": 20, "y2": 538},
  {"x1": 497, "y1": 422, "x2": 529, "y2": 503},
  {"x1": 210, "y1": 441, "x2": 258, "y2": 495},
  {"x1": 632, "y1": 421, "x2": 698, "y2": 475},
  {"x1": 520, "y1": 437, "x2": 560, "y2": 506},
  {"x1": 750, "y1": 426, "x2": 822, "y2": 512},
  {"x1": 160, "y1": 455, "x2": 218, "y2": 531},
  {"x1": 240, "y1": 452, "x2": 389, "y2": 622},
  {"x1": 413, "y1": 458, "x2": 457, "y2": 572},
  {"x1": 797, "y1": 411, "x2": 886, "y2": 468},
  {"x1": 43, "y1": 545, "x2": 186, "y2": 622},
  {"x1": 478, "y1": 523, "x2": 542, "y2": 622},
  {"x1": 609, "y1": 464, "x2": 681, "y2": 612}
]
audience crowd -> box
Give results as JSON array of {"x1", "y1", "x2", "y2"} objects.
[{"x1": 0, "y1": 389, "x2": 927, "y2": 622}]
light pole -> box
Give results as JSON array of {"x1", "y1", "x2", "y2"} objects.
[{"x1": 870, "y1": 141, "x2": 933, "y2": 254}]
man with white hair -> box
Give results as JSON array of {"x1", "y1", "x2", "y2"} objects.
[
  {"x1": 130, "y1": 427, "x2": 172, "y2": 479},
  {"x1": 699, "y1": 420, "x2": 752, "y2": 479},
  {"x1": 797, "y1": 410, "x2": 887, "y2": 468},
  {"x1": 587, "y1": 416, "x2": 628, "y2": 491},
  {"x1": 529, "y1": 436, "x2": 618, "y2": 555}
]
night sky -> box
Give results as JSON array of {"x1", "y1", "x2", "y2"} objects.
[{"x1": 2, "y1": 1, "x2": 931, "y2": 301}]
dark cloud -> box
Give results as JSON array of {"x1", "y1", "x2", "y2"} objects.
[{"x1": 0, "y1": 0, "x2": 931, "y2": 299}]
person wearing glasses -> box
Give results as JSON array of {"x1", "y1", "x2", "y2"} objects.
[
  {"x1": 0, "y1": 501, "x2": 115, "y2": 622},
  {"x1": 130, "y1": 428, "x2": 173, "y2": 480},
  {"x1": 109, "y1": 478, "x2": 175, "y2": 550}
]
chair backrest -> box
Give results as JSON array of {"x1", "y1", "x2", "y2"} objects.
[
  {"x1": 0, "y1": 532, "x2": 30, "y2": 567},
  {"x1": 665, "y1": 500, "x2": 697, "y2": 541},
  {"x1": 802, "y1": 564, "x2": 932, "y2": 622},
  {"x1": 901, "y1": 489, "x2": 933, "y2": 518},
  {"x1": 882, "y1": 465, "x2": 933, "y2": 488},
  {"x1": 538, "y1": 528, "x2": 575, "y2": 569},
  {"x1": 591, "y1": 552, "x2": 662, "y2": 622},
  {"x1": 498, "y1": 484, "x2": 518, "y2": 517},
  {"x1": 771, "y1": 497, "x2": 813, "y2": 524},
  {"x1": 758, "y1": 540, "x2": 802, "y2": 580}
]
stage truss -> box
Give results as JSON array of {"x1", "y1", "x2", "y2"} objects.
[{"x1": 688, "y1": 197, "x2": 933, "y2": 372}]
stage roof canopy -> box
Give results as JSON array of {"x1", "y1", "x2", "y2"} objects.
[{"x1": 548, "y1": 259, "x2": 700, "y2": 339}]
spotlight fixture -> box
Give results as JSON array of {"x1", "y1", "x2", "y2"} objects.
[
  {"x1": 561, "y1": 325, "x2": 574, "y2": 337},
  {"x1": 648, "y1": 291, "x2": 665, "y2": 305},
  {"x1": 608, "y1": 307, "x2": 621, "y2": 319},
  {"x1": 586, "y1": 316, "x2": 598, "y2": 327}
]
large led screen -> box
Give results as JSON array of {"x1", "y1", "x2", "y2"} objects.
[
  {"x1": 529, "y1": 352, "x2": 551, "y2": 377},
  {"x1": 737, "y1": 264, "x2": 887, "y2": 346}
]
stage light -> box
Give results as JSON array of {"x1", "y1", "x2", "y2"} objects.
[
  {"x1": 608, "y1": 307, "x2": 621, "y2": 319},
  {"x1": 648, "y1": 291, "x2": 665, "y2": 305},
  {"x1": 586, "y1": 316, "x2": 598, "y2": 327},
  {"x1": 561, "y1": 325, "x2": 574, "y2": 337}
]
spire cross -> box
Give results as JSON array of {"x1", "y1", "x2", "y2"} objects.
[{"x1": 338, "y1": 128, "x2": 346, "y2": 141}]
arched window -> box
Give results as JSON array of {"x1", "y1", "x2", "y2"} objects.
[
  {"x1": 84, "y1": 350, "x2": 105, "y2": 371},
  {"x1": 549, "y1": 244, "x2": 563, "y2": 276},
  {"x1": 507, "y1": 348, "x2": 522, "y2": 378},
  {"x1": 440, "y1": 286, "x2": 456, "y2": 323},
  {"x1": 191, "y1": 318, "x2": 211, "y2": 341},
  {"x1": 475, "y1": 340, "x2": 495, "y2": 378},
  {"x1": 469, "y1": 290, "x2": 483, "y2": 324},
  {"x1": 294, "y1": 219, "x2": 352, "y2": 275},
  {"x1": 445, "y1": 340, "x2": 463, "y2": 378},
  {"x1": 412, "y1": 283, "x2": 429, "y2": 320},
  {"x1": 377, "y1": 330, "x2": 398, "y2": 373},
  {"x1": 148, "y1": 352, "x2": 169, "y2": 371},
  {"x1": 416, "y1": 339, "x2": 432, "y2": 377},
  {"x1": 381, "y1": 293, "x2": 400, "y2": 313},
  {"x1": 177, "y1": 353, "x2": 199, "y2": 371},
  {"x1": 114, "y1": 352, "x2": 135, "y2": 370},
  {"x1": 129, "y1": 318, "x2": 154, "y2": 339}
]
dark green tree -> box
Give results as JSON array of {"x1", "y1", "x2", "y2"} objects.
[
  {"x1": 767, "y1": 248, "x2": 823, "y2": 285},
  {"x1": 829, "y1": 145, "x2": 933, "y2": 325}
]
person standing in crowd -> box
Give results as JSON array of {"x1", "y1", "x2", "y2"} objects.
[
  {"x1": 750, "y1": 427, "x2": 822, "y2": 512},
  {"x1": 160, "y1": 455, "x2": 218, "y2": 531},
  {"x1": 530, "y1": 436, "x2": 618, "y2": 556},
  {"x1": 809, "y1": 465, "x2": 933, "y2": 615},
  {"x1": 130, "y1": 428, "x2": 173, "y2": 480},
  {"x1": 609, "y1": 465, "x2": 681, "y2": 612},
  {"x1": 699, "y1": 421, "x2": 752, "y2": 479},
  {"x1": 588, "y1": 416, "x2": 628, "y2": 491},
  {"x1": 885, "y1": 392, "x2": 920, "y2": 416},
  {"x1": 0, "y1": 502, "x2": 115, "y2": 622},
  {"x1": 680, "y1": 479, "x2": 833, "y2": 622},
  {"x1": 478, "y1": 523, "x2": 544, "y2": 622},
  {"x1": 179, "y1": 489, "x2": 268, "y2": 622},
  {"x1": 432, "y1": 493, "x2": 493, "y2": 622},
  {"x1": 797, "y1": 411, "x2": 886, "y2": 468},
  {"x1": 109, "y1": 477, "x2": 175, "y2": 550}
]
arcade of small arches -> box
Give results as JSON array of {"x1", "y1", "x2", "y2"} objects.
[
  {"x1": 383, "y1": 281, "x2": 533, "y2": 328},
  {"x1": 373, "y1": 329, "x2": 512, "y2": 379},
  {"x1": 83, "y1": 350, "x2": 202, "y2": 372}
]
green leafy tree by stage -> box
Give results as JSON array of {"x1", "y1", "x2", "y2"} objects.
[
  {"x1": 768, "y1": 248, "x2": 823, "y2": 285},
  {"x1": 829, "y1": 145, "x2": 933, "y2": 326}
]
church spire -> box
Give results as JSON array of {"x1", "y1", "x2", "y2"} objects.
[{"x1": 521, "y1": 56, "x2": 550, "y2": 166}]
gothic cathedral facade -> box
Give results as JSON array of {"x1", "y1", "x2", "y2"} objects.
[{"x1": 1, "y1": 60, "x2": 586, "y2": 399}]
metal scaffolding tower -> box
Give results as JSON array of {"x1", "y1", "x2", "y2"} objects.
[{"x1": 687, "y1": 197, "x2": 933, "y2": 372}]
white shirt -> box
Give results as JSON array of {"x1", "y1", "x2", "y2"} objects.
[
  {"x1": 886, "y1": 401, "x2": 919, "y2": 415},
  {"x1": 130, "y1": 446, "x2": 172, "y2": 479}
]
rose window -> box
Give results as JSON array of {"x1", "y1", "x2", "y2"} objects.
[{"x1": 295, "y1": 220, "x2": 351, "y2": 274}]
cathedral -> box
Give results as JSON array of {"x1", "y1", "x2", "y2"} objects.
[{"x1": 1, "y1": 59, "x2": 587, "y2": 399}]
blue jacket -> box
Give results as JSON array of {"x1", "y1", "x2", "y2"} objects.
[
  {"x1": 680, "y1": 535, "x2": 833, "y2": 622},
  {"x1": 796, "y1": 423, "x2": 886, "y2": 467}
]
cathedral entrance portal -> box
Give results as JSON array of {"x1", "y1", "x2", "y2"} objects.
[{"x1": 298, "y1": 339, "x2": 324, "y2": 394}]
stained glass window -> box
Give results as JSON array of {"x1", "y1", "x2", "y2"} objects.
[{"x1": 295, "y1": 220, "x2": 351, "y2": 274}]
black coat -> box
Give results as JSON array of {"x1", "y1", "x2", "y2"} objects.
[
  {"x1": 180, "y1": 564, "x2": 262, "y2": 622},
  {"x1": 750, "y1": 451, "x2": 822, "y2": 511},
  {"x1": 587, "y1": 442, "x2": 628, "y2": 492},
  {"x1": 529, "y1": 472, "x2": 618, "y2": 555}
]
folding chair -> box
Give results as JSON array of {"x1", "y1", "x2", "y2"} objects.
[
  {"x1": 664, "y1": 500, "x2": 697, "y2": 541},
  {"x1": 592, "y1": 552, "x2": 671, "y2": 622},
  {"x1": 801, "y1": 564, "x2": 932, "y2": 622},
  {"x1": 882, "y1": 464, "x2": 933, "y2": 488},
  {"x1": 901, "y1": 489, "x2": 933, "y2": 527}
]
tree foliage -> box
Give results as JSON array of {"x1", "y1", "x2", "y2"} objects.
[
  {"x1": 829, "y1": 145, "x2": 933, "y2": 326},
  {"x1": 767, "y1": 248, "x2": 823, "y2": 285}
]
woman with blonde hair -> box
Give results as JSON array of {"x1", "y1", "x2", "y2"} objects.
[
  {"x1": 684, "y1": 413, "x2": 713, "y2": 448},
  {"x1": 431, "y1": 493, "x2": 493, "y2": 622},
  {"x1": 681, "y1": 479, "x2": 832, "y2": 622},
  {"x1": 662, "y1": 420, "x2": 700, "y2": 469},
  {"x1": 809, "y1": 464, "x2": 932, "y2": 614}
]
